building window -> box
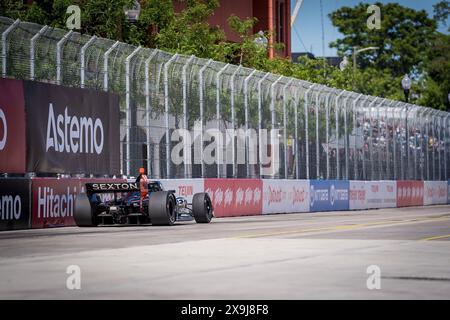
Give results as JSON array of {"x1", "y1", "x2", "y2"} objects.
[{"x1": 275, "y1": 1, "x2": 285, "y2": 44}]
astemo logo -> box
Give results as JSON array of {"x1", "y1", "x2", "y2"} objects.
[
  {"x1": 0, "y1": 107, "x2": 7, "y2": 151},
  {"x1": 0, "y1": 195, "x2": 21, "y2": 221},
  {"x1": 46, "y1": 103, "x2": 104, "y2": 155}
]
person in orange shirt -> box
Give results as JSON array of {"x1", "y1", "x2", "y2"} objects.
[{"x1": 135, "y1": 168, "x2": 149, "y2": 210}]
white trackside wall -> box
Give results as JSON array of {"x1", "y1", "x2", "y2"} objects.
[
  {"x1": 365, "y1": 181, "x2": 397, "y2": 209},
  {"x1": 159, "y1": 179, "x2": 205, "y2": 203},
  {"x1": 349, "y1": 181, "x2": 366, "y2": 210},
  {"x1": 423, "y1": 181, "x2": 448, "y2": 205},
  {"x1": 262, "y1": 180, "x2": 310, "y2": 214}
]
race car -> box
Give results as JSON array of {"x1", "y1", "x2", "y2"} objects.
[{"x1": 74, "y1": 181, "x2": 213, "y2": 226}]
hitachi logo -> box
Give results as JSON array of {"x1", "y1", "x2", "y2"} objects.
[
  {"x1": 38, "y1": 186, "x2": 76, "y2": 218},
  {"x1": 0, "y1": 195, "x2": 21, "y2": 220},
  {"x1": 46, "y1": 103, "x2": 104, "y2": 154}
]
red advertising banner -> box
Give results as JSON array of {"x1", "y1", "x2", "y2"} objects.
[
  {"x1": 0, "y1": 78, "x2": 26, "y2": 173},
  {"x1": 204, "y1": 179, "x2": 263, "y2": 217},
  {"x1": 396, "y1": 181, "x2": 424, "y2": 207},
  {"x1": 31, "y1": 178, "x2": 81, "y2": 228}
]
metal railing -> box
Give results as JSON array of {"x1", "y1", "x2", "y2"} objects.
[{"x1": 1, "y1": 16, "x2": 449, "y2": 180}]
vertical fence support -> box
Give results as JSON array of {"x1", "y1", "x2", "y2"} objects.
[
  {"x1": 199, "y1": 59, "x2": 213, "y2": 178},
  {"x1": 216, "y1": 63, "x2": 230, "y2": 178},
  {"x1": 304, "y1": 85, "x2": 315, "y2": 180},
  {"x1": 125, "y1": 46, "x2": 142, "y2": 176},
  {"x1": 368, "y1": 98, "x2": 379, "y2": 181},
  {"x1": 314, "y1": 87, "x2": 322, "y2": 179},
  {"x1": 413, "y1": 106, "x2": 419, "y2": 180},
  {"x1": 1, "y1": 19, "x2": 20, "y2": 77},
  {"x1": 163, "y1": 53, "x2": 178, "y2": 178},
  {"x1": 244, "y1": 70, "x2": 257, "y2": 178},
  {"x1": 343, "y1": 95, "x2": 350, "y2": 180},
  {"x1": 103, "y1": 41, "x2": 120, "y2": 91},
  {"x1": 385, "y1": 101, "x2": 395, "y2": 180},
  {"x1": 230, "y1": 65, "x2": 242, "y2": 178},
  {"x1": 294, "y1": 83, "x2": 303, "y2": 180},
  {"x1": 30, "y1": 25, "x2": 48, "y2": 80},
  {"x1": 283, "y1": 78, "x2": 293, "y2": 179},
  {"x1": 182, "y1": 55, "x2": 195, "y2": 178},
  {"x1": 325, "y1": 91, "x2": 333, "y2": 179},
  {"x1": 56, "y1": 30, "x2": 73, "y2": 85},
  {"x1": 80, "y1": 36, "x2": 96, "y2": 88},
  {"x1": 145, "y1": 49, "x2": 159, "y2": 177},
  {"x1": 335, "y1": 91, "x2": 345, "y2": 180},
  {"x1": 352, "y1": 94, "x2": 363, "y2": 180},
  {"x1": 257, "y1": 73, "x2": 270, "y2": 178},
  {"x1": 446, "y1": 115, "x2": 450, "y2": 180},
  {"x1": 374, "y1": 98, "x2": 386, "y2": 180},
  {"x1": 270, "y1": 76, "x2": 283, "y2": 178},
  {"x1": 438, "y1": 111, "x2": 442, "y2": 180}
]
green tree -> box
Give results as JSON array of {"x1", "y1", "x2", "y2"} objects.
[{"x1": 329, "y1": 2, "x2": 437, "y2": 77}]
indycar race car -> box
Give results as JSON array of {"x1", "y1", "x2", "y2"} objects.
[{"x1": 74, "y1": 181, "x2": 213, "y2": 226}]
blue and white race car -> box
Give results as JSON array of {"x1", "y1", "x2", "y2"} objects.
[{"x1": 74, "y1": 181, "x2": 213, "y2": 226}]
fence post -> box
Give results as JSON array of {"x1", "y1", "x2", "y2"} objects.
[
  {"x1": 294, "y1": 82, "x2": 303, "y2": 179},
  {"x1": 216, "y1": 63, "x2": 230, "y2": 178},
  {"x1": 103, "y1": 41, "x2": 119, "y2": 91},
  {"x1": 230, "y1": 65, "x2": 242, "y2": 178},
  {"x1": 335, "y1": 90, "x2": 345, "y2": 180},
  {"x1": 368, "y1": 98, "x2": 379, "y2": 181},
  {"x1": 314, "y1": 86, "x2": 322, "y2": 179},
  {"x1": 375, "y1": 98, "x2": 386, "y2": 180},
  {"x1": 125, "y1": 46, "x2": 142, "y2": 176},
  {"x1": 304, "y1": 85, "x2": 316, "y2": 180},
  {"x1": 244, "y1": 69, "x2": 257, "y2": 178},
  {"x1": 438, "y1": 111, "x2": 443, "y2": 181},
  {"x1": 352, "y1": 94, "x2": 363, "y2": 180},
  {"x1": 163, "y1": 53, "x2": 178, "y2": 178},
  {"x1": 56, "y1": 30, "x2": 73, "y2": 85},
  {"x1": 30, "y1": 25, "x2": 48, "y2": 80},
  {"x1": 385, "y1": 101, "x2": 395, "y2": 180},
  {"x1": 182, "y1": 55, "x2": 195, "y2": 178},
  {"x1": 80, "y1": 36, "x2": 96, "y2": 88},
  {"x1": 343, "y1": 94, "x2": 350, "y2": 180},
  {"x1": 1, "y1": 19, "x2": 20, "y2": 77},
  {"x1": 446, "y1": 115, "x2": 450, "y2": 180},
  {"x1": 258, "y1": 73, "x2": 270, "y2": 178},
  {"x1": 199, "y1": 59, "x2": 213, "y2": 178},
  {"x1": 283, "y1": 78, "x2": 293, "y2": 179},
  {"x1": 145, "y1": 49, "x2": 159, "y2": 177},
  {"x1": 413, "y1": 105, "x2": 420, "y2": 180},
  {"x1": 325, "y1": 91, "x2": 333, "y2": 179},
  {"x1": 270, "y1": 76, "x2": 283, "y2": 179}
]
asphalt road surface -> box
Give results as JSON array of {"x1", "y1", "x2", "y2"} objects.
[{"x1": 1, "y1": 205, "x2": 450, "y2": 299}]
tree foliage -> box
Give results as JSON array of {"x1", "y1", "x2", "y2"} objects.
[{"x1": 0, "y1": 0, "x2": 448, "y2": 110}]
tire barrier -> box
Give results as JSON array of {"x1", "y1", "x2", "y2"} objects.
[{"x1": 1, "y1": 178, "x2": 450, "y2": 230}]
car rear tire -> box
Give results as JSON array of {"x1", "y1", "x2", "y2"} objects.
[
  {"x1": 148, "y1": 191, "x2": 176, "y2": 226},
  {"x1": 74, "y1": 193, "x2": 97, "y2": 227},
  {"x1": 192, "y1": 193, "x2": 213, "y2": 223}
]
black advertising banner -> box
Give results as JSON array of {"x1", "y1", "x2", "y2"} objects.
[
  {"x1": 0, "y1": 78, "x2": 27, "y2": 173},
  {"x1": 0, "y1": 178, "x2": 31, "y2": 231},
  {"x1": 23, "y1": 81, "x2": 120, "y2": 175}
]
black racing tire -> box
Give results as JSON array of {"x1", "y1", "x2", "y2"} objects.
[
  {"x1": 148, "y1": 191, "x2": 176, "y2": 226},
  {"x1": 74, "y1": 193, "x2": 97, "y2": 227},
  {"x1": 192, "y1": 193, "x2": 213, "y2": 223}
]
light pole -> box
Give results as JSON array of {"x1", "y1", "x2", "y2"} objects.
[
  {"x1": 352, "y1": 46, "x2": 379, "y2": 72},
  {"x1": 402, "y1": 74, "x2": 412, "y2": 179},
  {"x1": 347, "y1": 46, "x2": 379, "y2": 90}
]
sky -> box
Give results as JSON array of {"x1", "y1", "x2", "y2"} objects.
[{"x1": 291, "y1": 0, "x2": 449, "y2": 57}]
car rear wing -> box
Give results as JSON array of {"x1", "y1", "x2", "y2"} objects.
[{"x1": 85, "y1": 182, "x2": 140, "y2": 194}]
